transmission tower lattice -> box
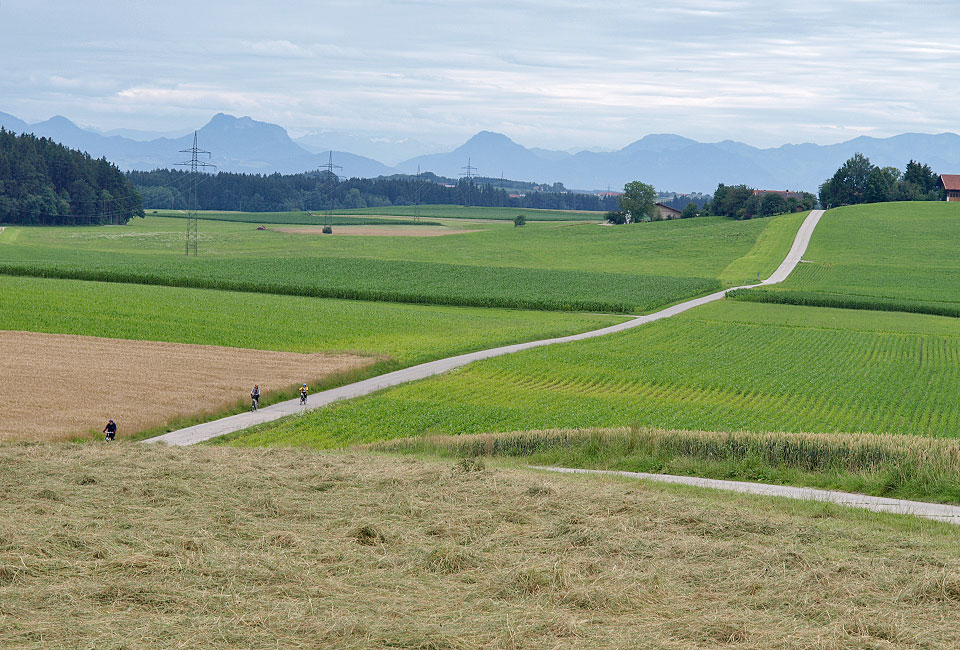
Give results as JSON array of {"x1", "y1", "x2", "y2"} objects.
[
  {"x1": 176, "y1": 131, "x2": 215, "y2": 256},
  {"x1": 459, "y1": 157, "x2": 478, "y2": 206},
  {"x1": 414, "y1": 164, "x2": 423, "y2": 224},
  {"x1": 320, "y1": 151, "x2": 343, "y2": 228}
]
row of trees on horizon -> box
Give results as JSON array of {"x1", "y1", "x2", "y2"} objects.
[
  {"x1": 129, "y1": 169, "x2": 622, "y2": 213},
  {"x1": 0, "y1": 129, "x2": 144, "y2": 225}
]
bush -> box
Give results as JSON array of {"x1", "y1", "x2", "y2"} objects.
[
  {"x1": 321, "y1": 225, "x2": 333, "y2": 234},
  {"x1": 513, "y1": 214, "x2": 527, "y2": 227}
]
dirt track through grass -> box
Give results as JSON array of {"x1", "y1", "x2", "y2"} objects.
[
  {"x1": 0, "y1": 331, "x2": 374, "y2": 441},
  {"x1": 0, "y1": 445, "x2": 957, "y2": 649}
]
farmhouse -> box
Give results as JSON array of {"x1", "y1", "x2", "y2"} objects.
[
  {"x1": 654, "y1": 202, "x2": 683, "y2": 219},
  {"x1": 937, "y1": 175, "x2": 960, "y2": 201}
]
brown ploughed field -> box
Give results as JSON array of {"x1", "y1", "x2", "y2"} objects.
[{"x1": 0, "y1": 330, "x2": 374, "y2": 441}]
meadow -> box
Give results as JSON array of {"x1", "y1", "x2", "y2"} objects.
[
  {"x1": 374, "y1": 427, "x2": 960, "y2": 504},
  {"x1": 0, "y1": 275, "x2": 623, "y2": 365},
  {"x1": 329, "y1": 203, "x2": 604, "y2": 220},
  {"x1": 2, "y1": 444, "x2": 957, "y2": 649},
  {"x1": 734, "y1": 202, "x2": 960, "y2": 316},
  {"x1": 223, "y1": 301, "x2": 960, "y2": 450},
  {"x1": 0, "y1": 211, "x2": 805, "y2": 279},
  {"x1": 0, "y1": 213, "x2": 809, "y2": 313},
  {"x1": 150, "y1": 209, "x2": 443, "y2": 227}
]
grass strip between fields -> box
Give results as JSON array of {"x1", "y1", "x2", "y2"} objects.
[
  {"x1": 371, "y1": 427, "x2": 960, "y2": 506},
  {"x1": 729, "y1": 286, "x2": 960, "y2": 318}
]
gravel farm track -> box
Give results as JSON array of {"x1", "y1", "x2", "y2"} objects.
[
  {"x1": 145, "y1": 209, "x2": 960, "y2": 524},
  {"x1": 149, "y1": 210, "x2": 826, "y2": 447}
]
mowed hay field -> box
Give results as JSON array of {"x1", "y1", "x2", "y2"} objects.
[
  {"x1": 0, "y1": 331, "x2": 374, "y2": 441},
  {"x1": 1, "y1": 445, "x2": 958, "y2": 649}
]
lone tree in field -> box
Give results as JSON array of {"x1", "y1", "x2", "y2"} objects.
[{"x1": 612, "y1": 181, "x2": 657, "y2": 223}]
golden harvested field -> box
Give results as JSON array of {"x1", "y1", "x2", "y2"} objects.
[
  {"x1": 271, "y1": 225, "x2": 480, "y2": 236},
  {"x1": 1, "y1": 445, "x2": 957, "y2": 649},
  {"x1": 0, "y1": 330, "x2": 374, "y2": 441}
]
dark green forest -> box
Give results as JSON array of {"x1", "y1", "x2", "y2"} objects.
[
  {"x1": 0, "y1": 129, "x2": 144, "y2": 225},
  {"x1": 128, "y1": 169, "x2": 620, "y2": 212}
]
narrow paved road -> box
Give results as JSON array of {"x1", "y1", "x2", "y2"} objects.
[
  {"x1": 530, "y1": 466, "x2": 960, "y2": 526},
  {"x1": 147, "y1": 210, "x2": 825, "y2": 446}
]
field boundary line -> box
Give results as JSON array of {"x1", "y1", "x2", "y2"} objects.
[
  {"x1": 146, "y1": 210, "x2": 825, "y2": 446},
  {"x1": 528, "y1": 465, "x2": 960, "y2": 525}
]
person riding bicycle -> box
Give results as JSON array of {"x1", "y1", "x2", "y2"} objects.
[
  {"x1": 103, "y1": 419, "x2": 117, "y2": 441},
  {"x1": 299, "y1": 383, "x2": 309, "y2": 404},
  {"x1": 251, "y1": 384, "x2": 261, "y2": 411}
]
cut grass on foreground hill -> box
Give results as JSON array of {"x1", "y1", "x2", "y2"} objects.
[
  {"x1": 1, "y1": 445, "x2": 958, "y2": 649},
  {"x1": 0, "y1": 275, "x2": 623, "y2": 364},
  {"x1": 223, "y1": 301, "x2": 960, "y2": 449},
  {"x1": 373, "y1": 427, "x2": 960, "y2": 505},
  {"x1": 737, "y1": 202, "x2": 960, "y2": 317}
]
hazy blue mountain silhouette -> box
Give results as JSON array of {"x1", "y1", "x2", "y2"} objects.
[
  {"x1": 3, "y1": 109, "x2": 960, "y2": 192},
  {"x1": 0, "y1": 112, "x2": 392, "y2": 177}
]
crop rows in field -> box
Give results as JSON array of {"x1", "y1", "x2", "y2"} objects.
[
  {"x1": 0, "y1": 253, "x2": 719, "y2": 313},
  {"x1": 729, "y1": 287, "x2": 960, "y2": 318},
  {"x1": 223, "y1": 301, "x2": 960, "y2": 449},
  {"x1": 0, "y1": 275, "x2": 622, "y2": 365},
  {"x1": 150, "y1": 210, "x2": 443, "y2": 227}
]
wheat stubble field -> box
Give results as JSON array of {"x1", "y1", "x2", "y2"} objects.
[{"x1": 0, "y1": 330, "x2": 375, "y2": 441}]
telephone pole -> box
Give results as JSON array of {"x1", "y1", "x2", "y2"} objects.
[{"x1": 176, "y1": 131, "x2": 215, "y2": 255}]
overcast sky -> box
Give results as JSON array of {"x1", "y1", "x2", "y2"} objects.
[{"x1": 2, "y1": 0, "x2": 959, "y2": 150}]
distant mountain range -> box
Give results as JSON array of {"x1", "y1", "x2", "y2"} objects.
[
  {"x1": 3, "y1": 110, "x2": 960, "y2": 193},
  {"x1": 0, "y1": 111, "x2": 393, "y2": 178}
]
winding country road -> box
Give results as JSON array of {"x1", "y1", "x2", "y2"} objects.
[{"x1": 148, "y1": 210, "x2": 825, "y2": 446}]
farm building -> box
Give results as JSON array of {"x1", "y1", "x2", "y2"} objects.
[
  {"x1": 937, "y1": 175, "x2": 960, "y2": 201},
  {"x1": 654, "y1": 202, "x2": 683, "y2": 219}
]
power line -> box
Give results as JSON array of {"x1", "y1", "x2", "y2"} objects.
[
  {"x1": 319, "y1": 151, "x2": 342, "y2": 228},
  {"x1": 460, "y1": 157, "x2": 477, "y2": 207},
  {"x1": 175, "y1": 131, "x2": 215, "y2": 256}
]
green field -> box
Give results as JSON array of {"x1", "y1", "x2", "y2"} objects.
[
  {"x1": 150, "y1": 209, "x2": 444, "y2": 227},
  {"x1": 734, "y1": 202, "x2": 960, "y2": 316},
  {"x1": 328, "y1": 204, "x2": 604, "y2": 221},
  {"x1": 0, "y1": 275, "x2": 622, "y2": 364},
  {"x1": 0, "y1": 213, "x2": 805, "y2": 312},
  {"x1": 222, "y1": 300, "x2": 960, "y2": 449}
]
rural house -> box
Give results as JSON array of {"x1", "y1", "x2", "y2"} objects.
[
  {"x1": 937, "y1": 175, "x2": 960, "y2": 201},
  {"x1": 654, "y1": 202, "x2": 683, "y2": 219}
]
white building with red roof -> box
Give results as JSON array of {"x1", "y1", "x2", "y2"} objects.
[{"x1": 938, "y1": 175, "x2": 960, "y2": 201}]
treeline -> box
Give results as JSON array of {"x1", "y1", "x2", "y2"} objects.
[
  {"x1": 129, "y1": 169, "x2": 620, "y2": 212},
  {"x1": 819, "y1": 155, "x2": 942, "y2": 208},
  {"x1": 0, "y1": 129, "x2": 143, "y2": 225},
  {"x1": 704, "y1": 185, "x2": 817, "y2": 219}
]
